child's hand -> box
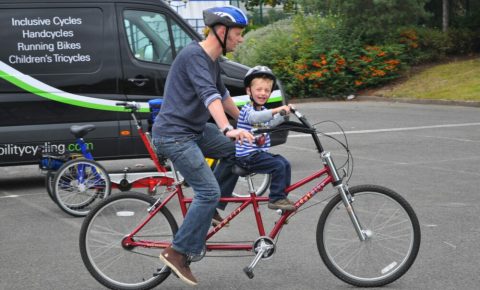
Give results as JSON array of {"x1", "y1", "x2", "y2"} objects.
[{"x1": 275, "y1": 105, "x2": 291, "y2": 115}]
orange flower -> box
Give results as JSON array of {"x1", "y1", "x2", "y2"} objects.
[
  {"x1": 372, "y1": 70, "x2": 386, "y2": 77},
  {"x1": 360, "y1": 55, "x2": 372, "y2": 63},
  {"x1": 312, "y1": 61, "x2": 322, "y2": 68},
  {"x1": 355, "y1": 80, "x2": 363, "y2": 86},
  {"x1": 365, "y1": 45, "x2": 380, "y2": 51},
  {"x1": 385, "y1": 59, "x2": 400, "y2": 66},
  {"x1": 377, "y1": 51, "x2": 386, "y2": 57}
]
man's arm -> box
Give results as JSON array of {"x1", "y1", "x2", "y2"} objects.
[
  {"x1": 208, "y1": 99, "x2": 254, "y2": 144},
  {"x1": 222, "y1": 96, "x2": 240, "y2": 120}
]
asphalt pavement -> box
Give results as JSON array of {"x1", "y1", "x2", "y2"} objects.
[{"x1": 1, "y1": 100, "x2": 480, "y2": 290}]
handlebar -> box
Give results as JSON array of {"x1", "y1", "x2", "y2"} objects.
[
  {"x1": 252, "y1": 107, "x2": 324, "y2": 153},
  {"x1": 116, "y1": 101, "x2": 141, "y2": 111}
]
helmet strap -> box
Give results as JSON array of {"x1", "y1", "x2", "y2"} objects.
[
  {"x1": 212, "y1": 25, "x2": 229, "y2": 55},
  {"x1": 248, "y1": 88, "x2": 262, "y2": 109}
]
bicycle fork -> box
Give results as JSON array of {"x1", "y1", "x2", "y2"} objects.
[{"x1": 322, "y1": 151, "x2": 367, "y2": 241}]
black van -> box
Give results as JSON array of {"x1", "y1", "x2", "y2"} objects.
[{"x1": 0, "y1": 0, "x2": 288, "y2": 166}]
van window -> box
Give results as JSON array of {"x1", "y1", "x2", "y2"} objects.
[
  {"x1": 172, "y1": 22, "x2": 193, "y2": 53},
  {"x1": 123, "y1": 10, "x2": 193, "y2": 64}
]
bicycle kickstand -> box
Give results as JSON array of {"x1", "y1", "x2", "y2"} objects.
[{"x1": 243, "y1": 239, "x2": 275, "y2": 279}]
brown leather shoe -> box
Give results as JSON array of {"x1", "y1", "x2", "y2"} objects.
[{"x1": 159, "y1": 246, "x2": 198, "y2": 286}]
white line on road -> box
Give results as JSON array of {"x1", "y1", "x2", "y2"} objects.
[
  {"x1": 0, "y1": 192, "x2": 45, "y2": 198},
  {"x1": 0, "y1": 194, "x2": 19, "y2": 198},
  {"x1": 288, "y1": 122, "x2": 480, "y2": 137}
]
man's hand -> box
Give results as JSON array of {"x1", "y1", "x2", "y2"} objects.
[{"x1": 226, "y1": 128, "x2": 254, "y2": 144}]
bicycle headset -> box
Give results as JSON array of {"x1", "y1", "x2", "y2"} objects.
[
  {"x1": 244, "y1": 66, "x2": 277, "y2": 107},
  {"x1": 203, "y1": 6, "x2": 248, "y2": 55}
]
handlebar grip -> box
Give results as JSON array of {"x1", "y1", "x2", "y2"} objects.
[{"x1": 116, "y1": 101, "x2": 140, "y2": 110}]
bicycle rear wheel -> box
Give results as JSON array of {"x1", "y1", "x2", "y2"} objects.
[
  {"x1": 79, "y1": 192, "x2": 178, "y2": 290},
  {"x1": 53, "y1": 159, "x2": 111, "y2": 217},
  {"x1": 232, "y1": 173, "x2": 271, "y2": 197},
  {"x1": 45, "y1": 171, "x2": 56, "y2": 203},
  {"x1": 317, "y1": 184, "x2": 420, "y2": 287}
]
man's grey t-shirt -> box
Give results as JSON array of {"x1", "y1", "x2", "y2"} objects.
[{"x1": 152, "y1": 41, "x2": 229, "y2": 137}]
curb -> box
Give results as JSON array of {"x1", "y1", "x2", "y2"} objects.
[
  {"x1": 289, "y1": 95, "x2": 480, "y2": 108},
  {"x1": 355, "y1": 95, "x2": 480, "y2": 108}
]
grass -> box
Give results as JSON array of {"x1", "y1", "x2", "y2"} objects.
[{"x1": 370, "y1": 57, "x2": 480, "y2": 101}]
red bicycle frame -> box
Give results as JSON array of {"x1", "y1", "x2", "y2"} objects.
[{"x1": 122, "y1": 165, "x2": 333, "y2": 251}]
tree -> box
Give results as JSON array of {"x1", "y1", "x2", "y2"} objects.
[
  {"x1": 300, "y1": 0, "x2": 431, "y2": 43},
  {"x1": 442, "y1": 0, "x2": 449, "y2": 31},
  {"x1": 242, "y1": 0, "x2": 296, "y2": 12}
]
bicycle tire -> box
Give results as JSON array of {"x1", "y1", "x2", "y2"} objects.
[
  {"x1": 45, "y1": 171, "x2": 57, "y2": 203},
  {"x1": 316, "y1": 184, "x2": 420, "y2": 287},
  {"x1": 232, "y1": 173, "x2": 271, "y2": 197},
  {"x1": 53, "y1": 159, "x2": 111, "y2": 217},
  {"x1": 79, "y1": 192, "x2": 178, "y2": 290}
]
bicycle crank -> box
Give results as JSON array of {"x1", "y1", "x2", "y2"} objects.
[{"x1": 243, "y1": 236, "x2": 275, "y2": 279}]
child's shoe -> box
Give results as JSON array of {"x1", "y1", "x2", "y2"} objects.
[{"x1": 268, "y1": 198, "x2": 295, "y2": 211}]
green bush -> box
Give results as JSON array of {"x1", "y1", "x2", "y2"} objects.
[{"x1": 234, "y1": 14, "x2": 477, "y2": 99}]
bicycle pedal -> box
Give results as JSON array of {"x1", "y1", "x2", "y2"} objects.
[
  {"x1": 243, "y1": 267, "x2": 254, "y2": 279},
  {"x1": 154, "y1": 266, "x2": 171, "y2": 276}
]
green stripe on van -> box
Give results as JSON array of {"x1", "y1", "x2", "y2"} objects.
[
  {"x1": 0, "y1": 68, "x2": 282, "y2": 112},
  {"x1": 0, "y1": 70, "x2": 149, "y2": 112},
  {"x1": 234, "y1": 95, "x2": 282, "y2": 107}
]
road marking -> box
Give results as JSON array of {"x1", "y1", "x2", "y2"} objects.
[
  {"x1": 289, "y1": 122, "x2": 480, "y2": 137},
  {"x1": 0, "y1": 194, "x2": 19, "y2": 198},
  {"x1": 443, "y1": 241, "x2": 457, "y2": 249},
  {"x1": 0, "y1": 192, "x2": 44, "y2": 198}
]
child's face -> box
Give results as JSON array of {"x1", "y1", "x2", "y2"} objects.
[{"x1": 247, "y1": 78, "x2": 273, "y2": 106}]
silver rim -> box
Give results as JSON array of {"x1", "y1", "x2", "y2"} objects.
[
  {"x1": 85, "y1": 197, "x2": 172, "y2": 288},
  {"x1": 323, "y1": 191, "x2": 415, "y2": 282},
  {"x1": 54, "y1": 160, "x2": 110, "y2": 216},
  {"x1": 232, "y1": 173, "x2": 271, "y2": 197}
]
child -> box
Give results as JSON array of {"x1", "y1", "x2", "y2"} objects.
[{"x1": 235, "y1": 66, "x2": 295, "y2": 211}]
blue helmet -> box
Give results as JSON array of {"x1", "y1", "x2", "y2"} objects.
[{"x1": 203, "y1": 6, "x2": 248, "y2": 28}]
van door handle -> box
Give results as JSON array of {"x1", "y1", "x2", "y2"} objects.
[{"x1": 128, "y1": 77, "x2": 150, "y2": 87}]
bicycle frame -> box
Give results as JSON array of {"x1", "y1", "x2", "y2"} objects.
[{"x1": 121, "y1": 160, "x2": 334, "y2": 252}]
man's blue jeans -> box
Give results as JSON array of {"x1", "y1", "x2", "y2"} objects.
[
  {"x1": 152, "y1": 123, "x2": 238, "y2": 256},
  {"x1": 236, "y1": 151, "x2": 291, "y2": 202}
]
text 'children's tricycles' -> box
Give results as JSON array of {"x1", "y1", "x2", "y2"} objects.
[{"x1": 78, "y1": 104, "x2": 421, "y2": 289}]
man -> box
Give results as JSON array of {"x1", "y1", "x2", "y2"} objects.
[{"x1": 152, "y1": 6, "x2": 254, "y2": 286}]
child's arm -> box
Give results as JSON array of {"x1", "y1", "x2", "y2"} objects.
[{"x1": 246, "y1": 105, "x2": 292, "y2": 124}]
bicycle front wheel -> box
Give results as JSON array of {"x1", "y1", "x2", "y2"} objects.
[
  {"x1": 53, "y1": 159, "x2": 111, "y2": 217},
  {"x1": 317, "y1": 184, "x2": 420, "y2": 287},
  {"x1": 79, "y1": 192, "x2": 178, "y2": 290}
]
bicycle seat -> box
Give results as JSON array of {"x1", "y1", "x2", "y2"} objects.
[
  {"x1": 70, "y1": 124, "x2": 96, "y2": 139},
  {"x1": 232, "y1": 164, "x2": 251, "y2": 177}
]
